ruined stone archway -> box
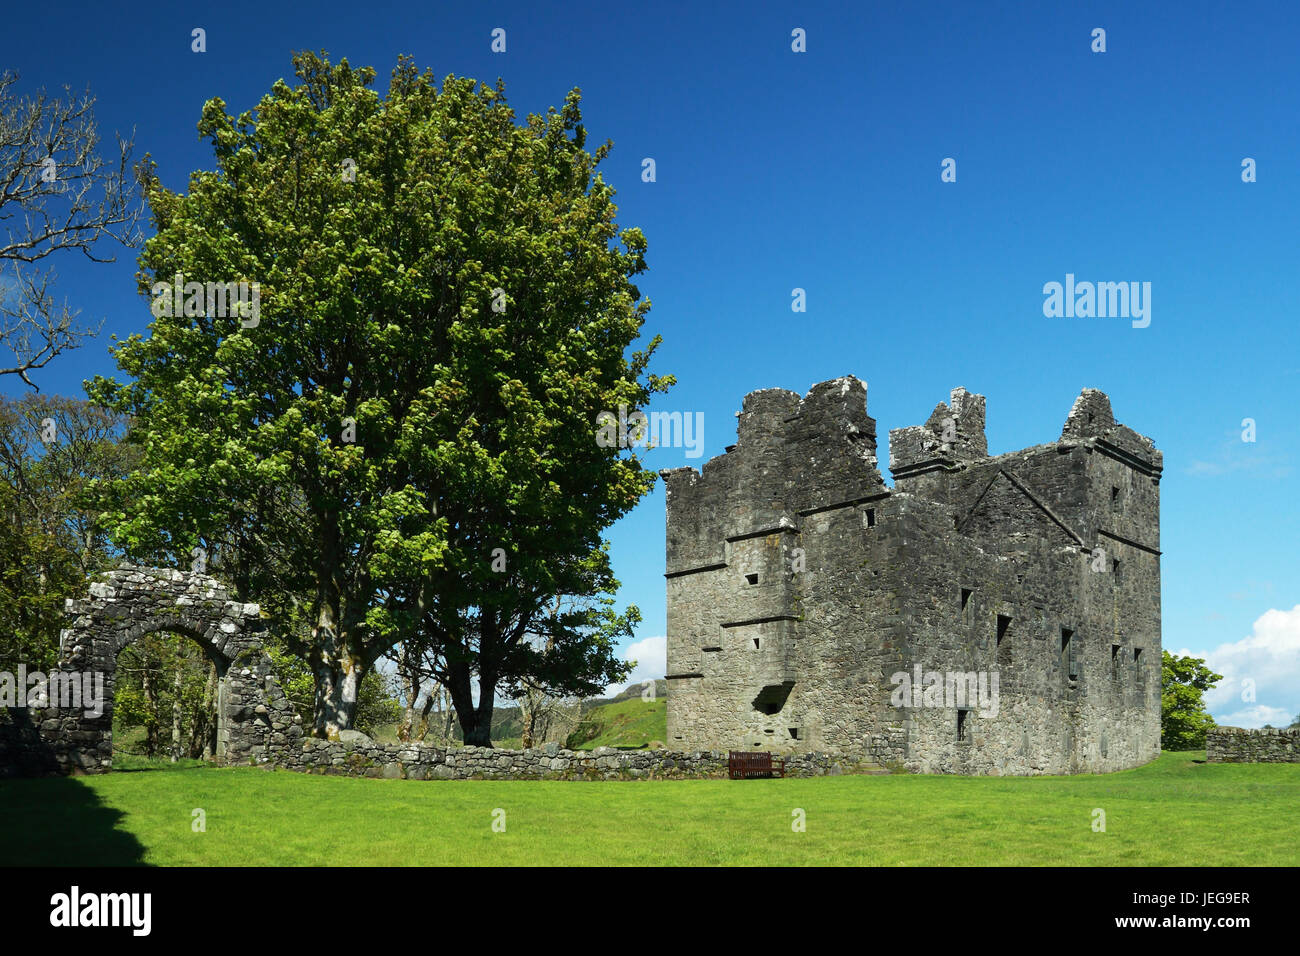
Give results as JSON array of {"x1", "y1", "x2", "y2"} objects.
[{"x1": 29, "y1": 565, "x2": 300, "y2": 773}]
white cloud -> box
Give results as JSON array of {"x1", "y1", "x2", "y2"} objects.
[
  {"x1": 1186, "y1": 434, "x2": 1292, "y2": 479},
  {"x1": 1197, "y1": 605, "x2": 1300, "y2": 728},
  {"x1": 604, "y1": 635, "x2": 666, "y2": 698},
  {"x1": 1214, "y1": 704, "x2": 1294, "y2": 728}
]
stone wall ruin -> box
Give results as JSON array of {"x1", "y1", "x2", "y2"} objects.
[
  {"x1": 0, "y1": 565, "x2": 298, "y2": 775},
  {"x1": 1207, "y1": 727, "x2": 1300, "y2": 763}
]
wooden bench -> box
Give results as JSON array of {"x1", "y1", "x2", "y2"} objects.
[{"x1": 728, "y1": 750, "x2": 785, "y2": 779}]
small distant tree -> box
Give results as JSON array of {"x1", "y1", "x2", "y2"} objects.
[
  {"x1": 1161, "y1": 651, "x2": 1223, "y2": 751},
  {"x1": 423, "y1": 684, "x2": 457, "y2": 746},
  {"x1": 1289, "y1": 714, "x2": 1299, "y2": 729},
  {"x1": 506, "y1": 594, "x2": 636, "y2": 748},
  {"x1": 515, "y1": 679, "x2": 585, "y2": 750}
]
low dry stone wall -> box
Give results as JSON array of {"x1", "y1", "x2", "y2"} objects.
[
  {"x1": 1206, "y1": 726, "x2": 1300, "y2": 763},
  {"x1": 266, "y1": 737, "x2": 879, "y2": 780}
]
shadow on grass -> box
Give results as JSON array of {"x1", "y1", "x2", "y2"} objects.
[
  {"x1": 0, "y1": 776, "x2": 148, "y2": 866},
  {"x1": 111, "y1": 753, "x2": 209, "y2": 773}
]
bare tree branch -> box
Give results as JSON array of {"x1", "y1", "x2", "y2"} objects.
[{"x1": 0, "y1": 70, "x2": 145, "y2": 388}]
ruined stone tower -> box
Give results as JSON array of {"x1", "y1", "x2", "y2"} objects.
[{"x1": 661, "y1": 377, "x2": 1162, "y2": 775}]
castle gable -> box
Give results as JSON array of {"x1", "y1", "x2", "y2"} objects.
[{"x1": 957, "y1": 469, "x2": 1084, "y2": 548}]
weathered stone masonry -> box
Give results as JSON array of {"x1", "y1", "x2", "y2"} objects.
[
  {"x1": 275, "y1": 740, "x2": 875, "y2": 780},
  {"x1": 661, "y1": 377, "x2": 1164, "y2": 775},
  {"x1": 0, "y1": 565, "x2": 298, "y2": 776},
  {"x1": 1207, "y1": 727, "x2": 1300, "y2": 763}
]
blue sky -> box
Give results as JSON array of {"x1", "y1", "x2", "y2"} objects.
[{"x1": 2, "y1": 1, "x2": 1297, "y2": 724}]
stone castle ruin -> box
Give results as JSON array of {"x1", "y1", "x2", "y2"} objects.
[{"x1": 661, "y1": 377, "x2": 1164, "y2": 774}]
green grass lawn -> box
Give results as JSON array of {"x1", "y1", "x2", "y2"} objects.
[{"x1": 1, "y1": 751, "x2": 1295, "y2": 866}]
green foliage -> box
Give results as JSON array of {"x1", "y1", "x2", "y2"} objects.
[
  {"x1": 113, "y1": 631, "x2": 220, "y2": 759},
  {"x1": 0, "y1": 394, "x2": 131, "y2": 670},
  {"x1": 87, "y1": 51, "x2": 669, "y2": 735},
  {"x1": 1161, "y1": 650, "x2": 1223, "y2": 751},
  {"x1": 354, "y1": 671, "x2": 403, "y2": 737},
  {"x1": 499, "y1": 585, "x2": 641, "y2": 714}
]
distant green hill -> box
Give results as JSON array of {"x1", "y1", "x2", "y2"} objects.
[
  {"x1": 602, "y1": 679, "x2": 667, "y2": 705},
  {"x1": 567, "y1": 695, "x2": 667, "y2": 750}
]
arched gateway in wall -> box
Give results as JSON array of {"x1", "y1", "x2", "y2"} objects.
[{"x1": 18, "y1": 565, "x2": 300, "y2": 773}]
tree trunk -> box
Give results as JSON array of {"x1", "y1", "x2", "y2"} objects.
[
  {"x1": 189, "y1": 663, "x2": 217, "y2": 759},
  {"x1": 414, "y1": 691, "x2": 435, "y2": 742},
  {"x1": 312, "y1": 655, "x2": 364, "y2": 739},
  {"x1": 397, "y1": 645, "x2": 419, "y2": 743},
  {"x1": 170, "y1": 651, "x2": 183, "y2": 762},
  {"x1": 440, "y1": 687, "x2": 455, "y2": 746},
  {"x1": 520, "y1": 687, "x2": 537, "y2": 750},
  {"x1": 142, "y1": 665, "x2": 158, "y2": 757},
  {"x1": 309, "y1": 590, "x2": 364, "y2": 739},
  {"x1": 448, "y1": 661, "x2": 496, "y2": 747}
]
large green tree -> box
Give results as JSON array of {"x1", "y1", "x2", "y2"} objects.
[
  {"x1": 89, "y1": 53, "x2": 668, "y2": 738},
  {"x1": 1161, "y1": 651, "x2": 1223, "y2": 751}
]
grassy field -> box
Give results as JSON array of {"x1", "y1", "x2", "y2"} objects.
[{"x1": 1, "y1": 751, "x2": 1295, "y2": 866}]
